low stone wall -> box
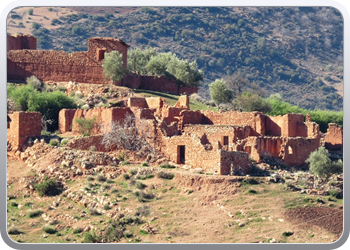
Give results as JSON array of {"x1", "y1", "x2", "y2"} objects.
[{"x1": 65, "y1": 135, "x2": 118, "y2": 152}]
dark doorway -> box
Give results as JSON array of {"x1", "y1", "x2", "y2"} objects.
[
  {"x1": 178, "y1": 145, "x2": 185, "y2": 164},
  {"x1": 222, "y1": 136, "x2": 229, "y2": 146}
]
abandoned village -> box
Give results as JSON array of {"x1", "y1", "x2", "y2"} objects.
[{"x1": 6, "y1": 34, "x2": 343, "y2": 176}]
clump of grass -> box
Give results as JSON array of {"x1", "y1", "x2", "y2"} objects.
[
  {"x1": 8, "y1": 226, "x2": 21, "y2": 235},
  {"x1": 139, "y1": 229, "x2": 149, "y2": 235},
  {"x1": 117, "y1": 152, "x2": 126, "y2": 161},
  {"x1": 135, "y1": 181, "x2": 147, "y2": 190},
  {"x1": 49, "y1": 139, "x2": 59, "y2": 147},
  {"x1": 123, "y1": 174, "x2": 130, "y2": 180},
  {"x1": 90, "y1": 145, "x2": 97, "y2": 152},
  {"x1": 10, "y1": 202, "x2": 18, "y2": 207},
  {"x1": 82, "y1": 232, "x2": 98, "y2": 243},
  {"x1": 157, "y1": 171, "x2": 174, "y2": 180},
  {"x1": 160, "y1": 163, "x2": 175, "y2": 169},
  {"x1": 97, "y1": 175, "x2": 106, "y2": 182},
  {"x1": 129, "y1": 169, "x2": 137, "y2": 175},
  {"x1": 42, "y1": 226, "x2": 57, "y2": 234},
  {"x1": 329, "y1": 189, "x2": 340, "y2": 198},
  {"x1": 60, "y1": 139, "x2": 69, "y2": 146},
  {"x1": 7, "y1": 194, "x2": 16, "y2": 200},
  {"x1": 34, "y1": 178, "x2": 63, "y2": 197},
  {"x1": 282, "y1": 231, "x2": 294, "y2": 237},
  {"x1": 28, "y1": 209, "x2": 43, "y2": 218},
  {"x1": 122, "y1": 161, "x2": 129, "y2": 165},
  {"x1": 188, "y1": 189, "x2": 193, "y2": 195},
  {"x1": 89, "y1": 209, "x2": 101, "y2": 216},
  {"x1": 73, "y1": 227, "x2": 83, "y2": 234},
  {"x1": 247, "y1": 189, "x2": 257, "y2": 194},
  {"x1": 123, "y1": 231, "x2": 133, "y2": 238},
  {"x1": 87, "y1": 176, "x2": 94, "y2": 181},
  {"x1": 141, "y1": 162, "x2": 148, "y2": 167},
  {"x1": 241, "y1": 178, "x2": 259, "y2": 186},
  {"x1": 103, "y1": 204, "x2": 111, "y2": 210}
]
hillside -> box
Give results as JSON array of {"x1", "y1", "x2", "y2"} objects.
[{"x1": 7, "y1": 6, "x2": 343, "y2": 111}]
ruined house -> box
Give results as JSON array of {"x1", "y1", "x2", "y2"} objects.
[
  {"x1": 7, "y1": 111, "x2": 42, "y2": 151},
  {"x1": 7, "y1": 34, "x2": 197, "y2": 95},
  {"x1": 58, "y1": 95, "x2": 342, "y2": 175}
]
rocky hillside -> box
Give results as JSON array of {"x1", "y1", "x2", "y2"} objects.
[{"x1": 7, "y1": 6, "x2": 343, "y2": 111}]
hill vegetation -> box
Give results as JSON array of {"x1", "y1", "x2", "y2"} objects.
[{"x1": 7, "y1": 6, "x2": 343, "y2": 111}]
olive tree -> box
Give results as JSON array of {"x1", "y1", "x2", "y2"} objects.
[
  {"x1": 306, "y1": 146, "x2": 343, "y2": 183},
  {"x1": 102, "y1": 51, "x2": 127, "y2": 83},
  {"x1": 209, "y1": 79, "x2": 233, "y2": 109}
]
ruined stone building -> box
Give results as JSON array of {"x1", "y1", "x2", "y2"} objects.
[
  {"x1": 7, "y1": 34, "x2": 197, "y2": 95},
  {"x1": 7, "y1": 111, "x2": 42, "y2": 151},
  {"x1": 58, "y1": 95, "x2": 343, "y2": 175}
]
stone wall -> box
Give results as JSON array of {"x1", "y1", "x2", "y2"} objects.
[
  {"x1": 65, "y1": 135, "x2": 118, "y2": 152},
  {"x1": 324, "y1": 123, "x2": 343, "y2": 150},
  {"x1": 7, "y1": 37, "x2": 128, "y2": 84},
  {"x1": 7, "y1": 34, "x2": 36, "y2": 51},
  {"x1": 59, "y1": 107, "x2": 133, "y2": 135},
  {"x1": 220, "y1": 150, "x2": 252, "y2": 175},
  {"x1": 7, "y1": 112, "x2": 42, "y2": 150}
]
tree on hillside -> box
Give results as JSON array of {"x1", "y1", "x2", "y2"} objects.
[
  {"x1": 209, "y1": 79, "x2": 233, "y2": 109},
  {"x1": 127, "y1": 47, "x2": 203, "y2": 93},
  {"x1": 225, "y1": 72, "x2": 249, "y2": 98},
  {"x1": 102, "y1": 51, "x2": 127, "y2": 83},
  {"x1": 127, "y1": 47, "x2": 156, "y2": 75},
  {"x1": 233, "y1": 92, "x2": 272, "y2": 113}
]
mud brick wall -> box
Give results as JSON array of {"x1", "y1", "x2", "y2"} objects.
[
  {"x1": 128, "y1": 97, "x2": 148, "y2": 108},
  {"x1": 7, "y1": 112, "x2": 42, "y2": 150},
  {"x1": 178, "y1": 110, "x2": 204, "y2": 130},
  {"x1": 7, "y1": 37, "x2": 128, "y2": 84},
  {"x1": 183, "y1": 125, "x2": 251, "y2": 150},
  {"x1": 59, "y1": 107, "x2": 133, "y2": 135},
  {"x1": 220, "y1": 150, "x2": 252, "y2": 175},
  {"x1": 281, "y1": 137, "x2": 320, "y2": 166},
  {"x1": 161, "y1": 134, "x2": 221, "y2": 173},
  {"x1": 175, "y1": 95, "x2": 189, "y2": 108},
  {"x1": 136, "y1": 76, "x2": 198, "y2": 95},
  {"x1": 266, "y1": 114, "x2": 304, "y2": 137},
  {"x1": 7, "y1": 34, "x2": 36, "y2": 51},
  {"x1": 162, "y1": 107, "x2": 188, "y2": 125},
  {"x1": 59, "y1": 109, "x2": 77, "y2": 133},
  {"x1": 145, "y1": 97, "x2": 165, "y2": 110},
  {"x1": 201, "y1": 110, "x2": 265, "y2": 135},
  {"x1": 324, "y1": 123, "x2": 343, "y2": 150}
]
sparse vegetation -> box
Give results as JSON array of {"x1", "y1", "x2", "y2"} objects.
[
  {"x1": 157, "y1": 171, "x2": 174, "y2": 180},
  {"x1": 28, "y1": 209, "x2": 43, "y2": 218},
  {"x1": 74, "y1": 116, "x2": 97, "y2": 136},
  {"x1": 34, "y1": 178, "x2": 63, "y2": 197}
]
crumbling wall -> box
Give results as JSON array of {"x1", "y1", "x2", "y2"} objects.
[
  {"x1": 281, "y1": 137, "x2": 320, "y2": 166},
  {"x1": 175, "y1": 95, "x2": 189, "y2": 109},
  {"x1": 201, "y1": 110, "x2": 265, "y2": 135},
  {"x1": 220, "y1": 150, "x2": 252, "y2": 175},
  {"x1": 7, "y1": 112, "x2": 42, "y2": 150},
  {"x1": 324, "y1": 123, "x2": 343, "y2": 150},
  {"x1": 128, "y1": 97, "x2": 148, "y2": 108},
  {"x1": 161, "y1": 134, "x2": 221, "y2": 173},
  {"x1": 178, "y1": 110, "x2": 203, "y2": 130},
  {"x1": 7, "y1": 34, "x2": 36, "y2": 51},
  {"x1": 137, "y1": 75, "x2": 198, "y2": 95},
  {"x1": 145, "y1": 97, "x2": 165, "y2": 110},
  {"x1": 266, "y1": 114, "x2": 305, "y2": 137},
  {"x1": 65, "y1": 135, "x2": 117, "y2": 152},
  {"x1": 183, "y1": 124, "x2": 251, "y2": 150},
  {"x1": 7, "y1": 37, "x2": 128, "y2": 84},
  {"x1": 58, "y1": 107, "x2": 133, "y2": 135}
]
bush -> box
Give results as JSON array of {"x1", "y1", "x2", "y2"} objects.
[
  {"x1": 247, "y1": 189, "x2": 257, "y2": 194},
  {"x1": 123, "y1": 174, "x2": 130, "y2": 180},
  {"x1": 157, "y1": 171, "x2": 174, "y2": 180},
  {"x1": 160, "y1": 163, "x2": 175, "y2": 169},
  {"x1": 73, "y1": 227, "x2": 83, "y2": 234},
  {"x1": 329, "y1": 189, "x2": 340, "y2": 198},
  {"x1": 27, "y1": 76, "x2": 42, "y2": 90},
  {"x1": 135, "y1": 181, "x2": 147, "y2": 190},
  {"x1": 34, "y1": 178, "x2": 63, "y2": 197},
  {"x1": 306, "y1": 147, "x2": 343, "y2": 180},
  {"x1": 87, "y1": 176, "x2": 94, "y2": 181},
  {"x1": 28, "y1": 8, "x2": 34, "y2": 15},
  {"x1": 74, "y1": 117, "x2": 97, "y2": 136},
  {"x1": 89, "y1": 209, "x2": 101, "y2": 216},
  {"x1": 42, "y1": 226, "x2": 57, "y2": 234},
  {"x1": 28, "y1": 210, "x2": 43, "y2": 218},
  {"x1": 60, "y1": 138, "x2": 69, "y2": 146},
  {"x1": 8, "y1": 226, "x2": 21, "y2": 235},
  {"x1": 82, "y1": 233, "x2": 98, "y2": 243},
  {"x1": 49, "y1": 139, "x2": 59, "y2": 147},
  {"x1": 97, "y1": 175, "x2": 107, "y2": 182},
  {"x1": 103, "y1": 204, "x2": 111, "y2": 210},
  {"x1": 90, "y1": 145, "x2": 97, "y2": 152}
]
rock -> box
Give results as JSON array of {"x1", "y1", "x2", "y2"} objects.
[{"x1": 239, "y1": 223, "x2": 246, "y2": 227}]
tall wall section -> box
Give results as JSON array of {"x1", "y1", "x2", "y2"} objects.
[
  {"x1": 7, "y1": 34, "x2": 36, "y2": 51},
  {"x1": 7, "y1": 37, "x2": 128, "y2": 84}
]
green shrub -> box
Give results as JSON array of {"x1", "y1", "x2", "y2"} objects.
[
  {"x1": 42, "y1": 226, "x2": 57, "y2": 234},
  {"x1": 97, "y1": 175, "x2": 106, "y2": 182},
  {"x1": 103, "y1": 204, "x2": 111, "y2": 210},
  {"x1": 8, "y1": 226, "x2": 21, "y2": 235},
  {"x1": 247, "y1": 189, "x2": 257, "y2": 194},
  {"x1": 60, "y1": 139, "x2": 69, "y2": 146},
  {"x1": 89, "y1": 209, "x2": 101, "y2": 216},
  {"x1": 90, "y1": 145, "x2": 97, "y2": 151},
  {"x1": 73, "y1": 227, "x2": 83, "y2": 234},
  {"x1": 87, "y1": 176, "x2": 94, "y2": 181},
  {"x1": 306, "y1": 147, "x2": 343, "y2": 180},
  {"x1": 10, "y1": 202, "x2": 18, "y2": 207},
  {"x1": 135, "y1": 181, "x2": 147, "y2": 190},
  {"x1": 49, "y1": 139, "x2": 59, "y2": 147},
  {"x1": 28, "y1": 209, "x2": 43, "y2": 218},
  {"x1": 34, "y1": 178, "x2": 63, "y2": 197},
  {"x1": 282, "y1": 231, "x2": 294, "y2": 237},
  {"x1": 28, "y1": 8, "x2": 34, "y2": 15},
  {"x1": 141, "y1": 162, "x2": 148, "y2": 167},
  {"x1": 160, "y1": 163, "x2": 175, "y2": 169},
  {"x1": 123, "y1": 231, "x2": 133, "y2": 238},
  {"x1": 123, "y1": 174, "x2": 130, "y2": 180},
  {"x1": 329, "y1": 189, "x2": 340, "y2": 198},
  {"x1": 82, "y1": 232, "x2": 98, "y2": 243},
  {"x1": 74, "y1": 117, "x2": 97, "y2": 136},
  {"x1": 157, "y1": 171, "x2": 174, "y2": 180},
  {"x1": 117, "y1": 152, "x2": 126, "y2": 161},
  {"x1": 27, "y1": 75, "x2": 42, "y2": 90},
  {"x1": 241, "y1": 178, "x2": 259, "y2": 185},
  {"x1": 122, "y1": 161, "x2": 129, "y2": 165},
  {"x1": 129, "y1": 170, "x2": 137, "y2": 175}
]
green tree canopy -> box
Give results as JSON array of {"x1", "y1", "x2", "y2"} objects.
[
  {"x1": 306, "y1": 147, "x2": 343, "y2": 181},
  {"x1": 209, "y1": 79, "x2": 233, "y2": 108},
  {"x1": 102, "y1": 51, "x2": 127, "y2": 82}
]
